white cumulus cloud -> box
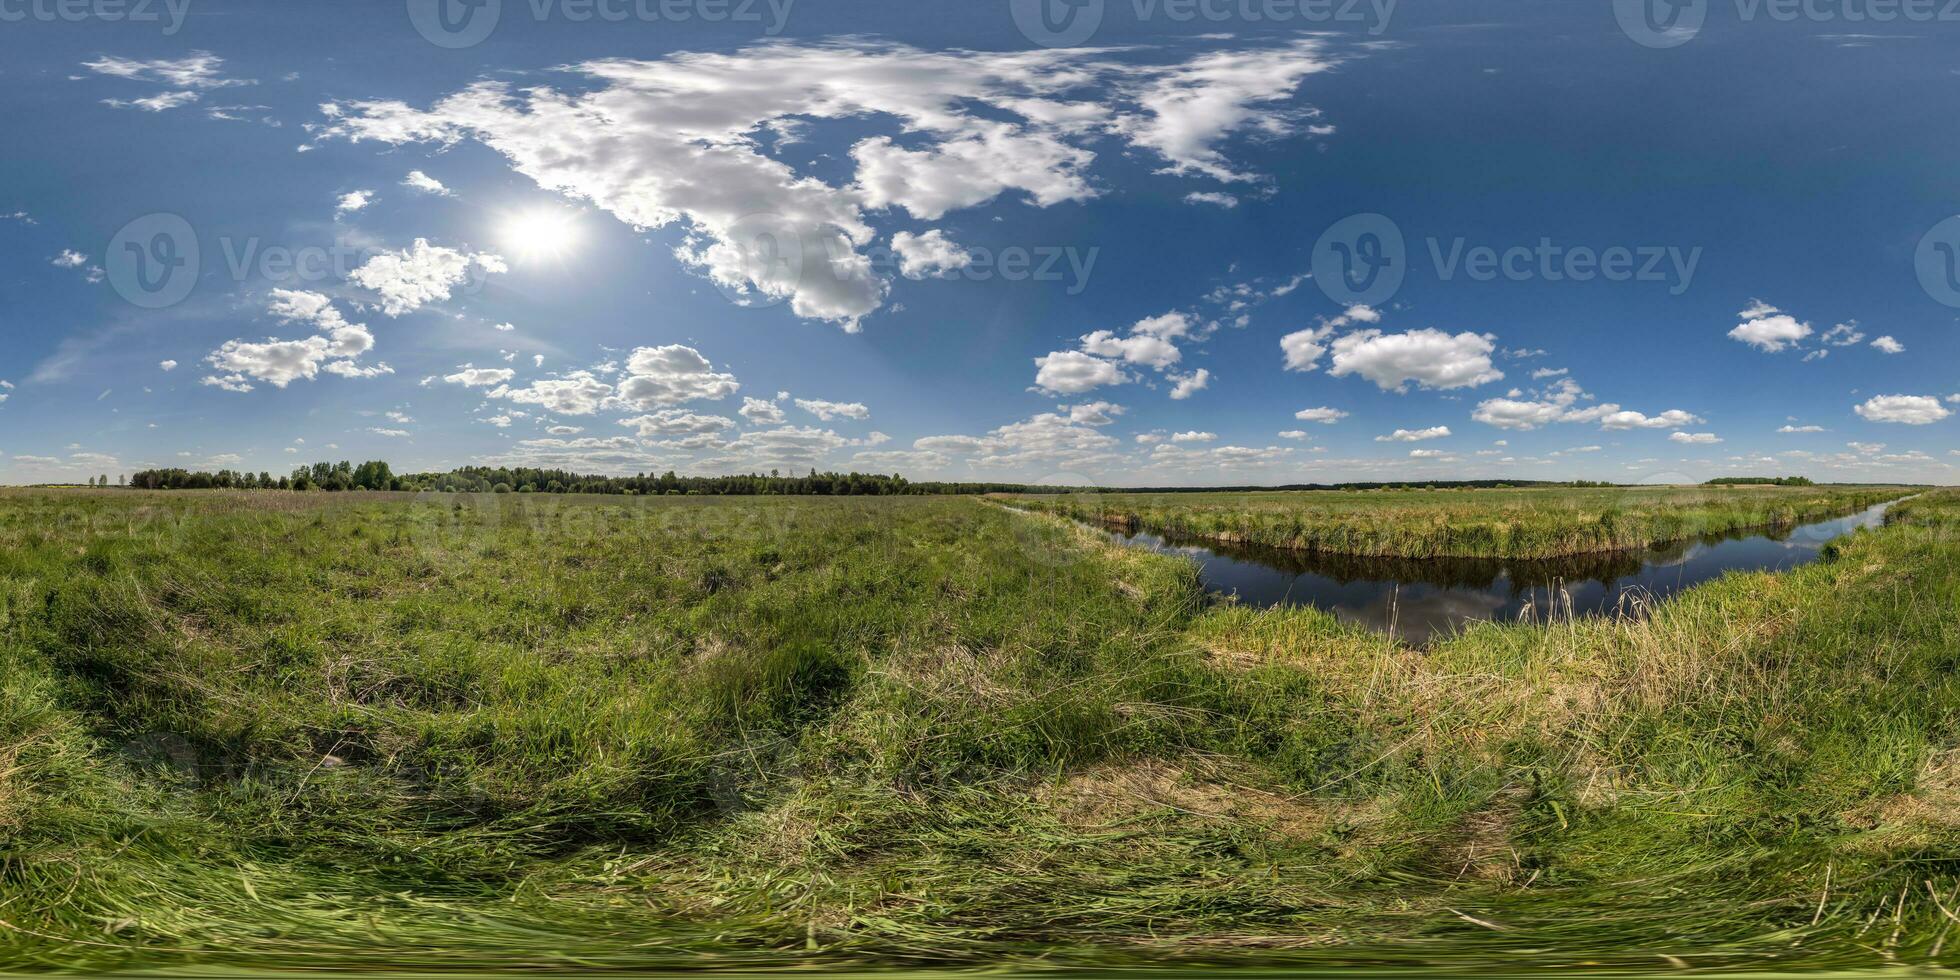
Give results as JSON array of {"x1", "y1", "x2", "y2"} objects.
[
  {"x1": 1067, "y1": 401, "x2": 1124, "y2": 426},
  {"x1": 401, "y1": 170, "x2": 452, "y2": 196},
  {"x1": 739, "y1": 396, "x2": 787, "y2": 425},
  {"x1": 1169, "y1": 368, "x2": 1211, "y2": 400},
  {"x1": 1294, "y1": 406, "x2": 1348, "y2": 424},
  {"x1": 613, "y1": 345, "x2": 741, "y2": 409},
  {"x1": 444, "y1": 366, "x2": 516, "y2": 387},
  {"x1": 1279, "y1": 304, "x2": 1378, "y2": 373},
  {"x1": 618, "y1": 410, "x2": 737, "y2": 437},
  {"x1": 795, "y1": 398, "x2": 871, "y2": 421},
  {"x1": 201, "y1": 290, "x2": 388, "y2": 392},
  {"x1": 890, "y1": 229, "x2": 974, "y2": 279},
  {"x1": 348, "y1": 238, "x2": 505, "y2": 316},
  {"x1": 1597, "y1": 409, "x2": 1702, "y2": 430},
  {"x1": 1328, "y1": 328, "x2": 1503, "y2": 391},
  {"x1": 1034, "y1": 350, "x2": 1127, "y2": 395},
  {"x1": 1376, "y1": 426, "x2": 1451, "y2": 442},
  {"x1": 1728, "y1": 300, "x2": 1811, "y2": 352},
  {"x1": 315, "y1": 39, "x2": 1343, "y2": 331},
  {"x1": 1855, "y1": 394, "x2": 1951, "y2": 425}
]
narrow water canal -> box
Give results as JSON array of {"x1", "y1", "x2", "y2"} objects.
[{"x1": 1104, "y1": 498, "x2": 1905, "y2": 644}]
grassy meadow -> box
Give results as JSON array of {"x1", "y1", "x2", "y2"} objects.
[
  {"x1": 3, "y1": 486, "x2": 1959, "y2": 974},
  {"x1": 1004, "y1": 484, "x2": 1909, "y2": 559}
]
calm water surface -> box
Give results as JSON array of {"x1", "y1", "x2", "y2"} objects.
[{"x1": 1106, "y1": 498, "x2": 1905, "y2": 644}]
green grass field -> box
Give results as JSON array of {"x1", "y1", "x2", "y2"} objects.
[
  {"x1": 1003, "y1": 484, "x2": 1910, "y2": 558},
  {"x1": 3, "y1": 486, "x2": 1959, "y2": 974}
]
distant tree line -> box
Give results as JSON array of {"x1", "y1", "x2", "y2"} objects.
[
  {"x1": 129, "y1": 468, "x2": 295, "y2": 491},
  {"x1": 130, "y1": 462, "x2": 401, "y2": 492},
  {"x1": 402, "y1": 466, "x2": 1043, "y2": 496},
  {"x1": 125, "y1": 462, "x2": 1052, "y2": 496},
  {"x1": 1704, "y1": 476, "x2": 1816, "y2": 487}
]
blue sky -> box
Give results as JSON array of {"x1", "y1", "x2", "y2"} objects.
[{"x1": 2, "y1": 0, "x2": 1958, "y2": 485}]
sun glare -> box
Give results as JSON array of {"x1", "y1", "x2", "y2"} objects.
[{"x1": 499, "y1": 209, "x2": 581, "y2": 261}]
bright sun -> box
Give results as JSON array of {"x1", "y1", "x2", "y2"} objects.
[{"x1": 499, "y1": 209, "x2": 581, "y2": 261}]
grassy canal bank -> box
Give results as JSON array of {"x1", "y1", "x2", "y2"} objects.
[
  {"x1": 1002, "y1": 485, "x2": 1912, "y2": 560},
  {"x1": 2, "y1": 487, "x2": 1957, "y2": 973}
]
